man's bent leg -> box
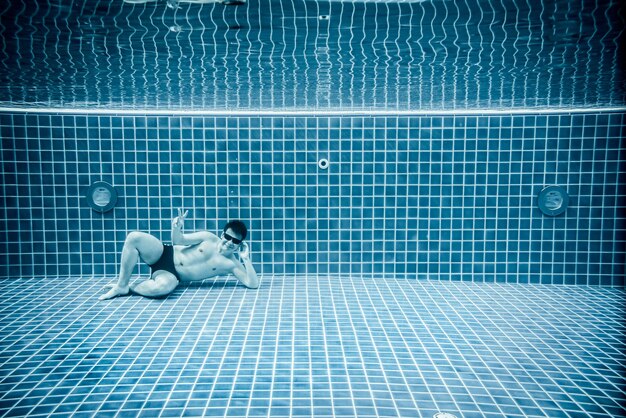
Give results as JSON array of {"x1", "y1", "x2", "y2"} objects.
[
  {"x1": 99, "y1": 232, "x2": 164, "y2": 300},
  {"x1": 131, "y1": 271, "x2": 179, "y2": 298}
]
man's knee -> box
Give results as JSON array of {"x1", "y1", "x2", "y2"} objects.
[
  {"x1": 126, "y1": 231, "x2": 146, "y2": 245},
  {"x1": 134, "y1": 273, "x2": 178, "y2": 298},
  {"x1": 155, "y1": 277, "x2": 178, "y2": 295}
]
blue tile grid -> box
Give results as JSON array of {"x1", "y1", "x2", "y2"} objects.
[
  {"x1": 1, "y1": 111, "x2": 625, "y2": 285},
  {"x1": 0, "y1": 276, "x2": 624, "y2": 417}
]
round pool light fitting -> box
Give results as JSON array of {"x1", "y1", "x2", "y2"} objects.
[
  {"x1": 537, "y1": 185, "x2": 569, "y2": 216},
  {"x1": 86, "y1": 181, "x2": 118, "y2": 213}
]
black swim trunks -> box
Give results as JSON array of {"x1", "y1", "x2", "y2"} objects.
[{"x1": 149, "y1": 244, "x2": 181, "y2": 282}]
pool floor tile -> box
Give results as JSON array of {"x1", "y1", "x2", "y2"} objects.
[{"x1": 0, "y1": 276, "x2": 624, "y2": 417}]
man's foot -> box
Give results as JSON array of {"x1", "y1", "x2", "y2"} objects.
[{"x1": 98, "y1": 284, "x2": 131, "y2": 300}]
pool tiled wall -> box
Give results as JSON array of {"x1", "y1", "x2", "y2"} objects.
[{"x1": 1, "y1": 111, "x2": 624, "y2": 285}]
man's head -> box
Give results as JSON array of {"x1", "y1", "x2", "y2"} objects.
[
  {"x1": 223, "y1": 220, "x2": 247, "y2": 241},
  {"x1": 219, "y1": 220, "x2": 248, "y2": 254}
]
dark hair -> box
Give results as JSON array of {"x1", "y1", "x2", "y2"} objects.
[{"x1": 223, "y1": 220, "x2": 247, "y2": 241}]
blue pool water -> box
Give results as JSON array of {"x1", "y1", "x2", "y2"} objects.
[
  {"x1": 1, "y1": 0, "x2": 625, "y2": 417},
  {"x1": 0, "y1": 0, "x2": 624, "y2": 110}
]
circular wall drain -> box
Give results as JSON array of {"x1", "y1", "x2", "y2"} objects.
[{"x1": 318, "y1": 158, "x2": 330, "y2": 170}]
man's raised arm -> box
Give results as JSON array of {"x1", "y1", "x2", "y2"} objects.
[{"x1": 171, "y1": 208, "x2": 215, "y2": 246}]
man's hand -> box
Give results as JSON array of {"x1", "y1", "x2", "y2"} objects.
[
  {"x1": 172, "y1": 208, "x2": 188, "y2": 231},
  {"x1": 239, "y1": 241, "x2": 251, "y2": 261},
  {"x1": 98, "y1": 283, "x2": 130, "y2": 300}
]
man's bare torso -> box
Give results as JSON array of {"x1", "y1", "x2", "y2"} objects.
[{"x1": 172, "y1": 238, "x2": 239, "y2": 282}]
